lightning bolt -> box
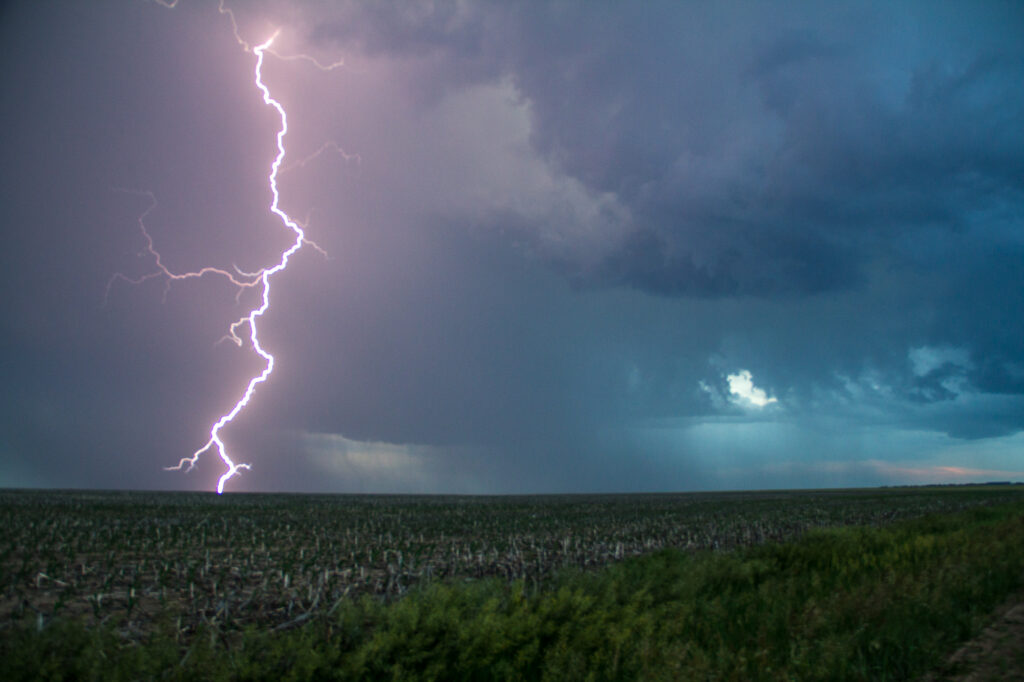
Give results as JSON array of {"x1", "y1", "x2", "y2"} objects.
[
  {"x1": 156, "y1": 32, "x2": 309, "y2": 494},
  {"x1": 111, "y1": 4, "x2": 351, "y2": 494}
]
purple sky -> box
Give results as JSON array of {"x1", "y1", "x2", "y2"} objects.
[{"x1": 2, "y1": 1, "x2": 1024, "y2": 493}]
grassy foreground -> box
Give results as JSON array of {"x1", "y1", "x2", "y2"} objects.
[{"x1": 4, "y1": 501, "x2": 1023, "y2": 681}]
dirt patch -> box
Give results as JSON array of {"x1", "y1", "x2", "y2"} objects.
[{"x1": 919, "y1": 591, "x2": 1024, "y2": 681}]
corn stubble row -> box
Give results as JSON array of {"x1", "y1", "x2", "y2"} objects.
[{"x1": 0, "y1": 487, "x2": 1016, "y2": 641}]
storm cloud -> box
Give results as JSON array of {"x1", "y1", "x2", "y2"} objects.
[{"x1": 2, "y1": 1, "x2": 1022, "y2": 493}]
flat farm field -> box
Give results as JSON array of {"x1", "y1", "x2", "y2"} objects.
[{"x1": 2, "y1": 485, "x2": 1023, "y2": 680}]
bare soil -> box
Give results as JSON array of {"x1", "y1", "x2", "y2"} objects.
[{"x1": 919, "y1": 590, "x2": 1024, "y2": 681}]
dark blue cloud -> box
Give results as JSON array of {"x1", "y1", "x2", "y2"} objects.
[{"x1": 305, "y1": 2, "x2": 1024, "y2": 301}]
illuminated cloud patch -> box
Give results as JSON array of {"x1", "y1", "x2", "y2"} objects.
[
  {"x1": 726, "y1": 370, "x2": 778, "y2": 409},
  {"x1": 302, "y1": 432, "x2": 486, "y2": 494}
]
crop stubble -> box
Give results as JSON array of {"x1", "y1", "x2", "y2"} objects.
[{"x1": 1, "y1": 486, "x2": 1020, "y2": 643}]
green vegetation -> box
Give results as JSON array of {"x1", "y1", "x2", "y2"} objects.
[{"x1": 2, "y1": 487, "x2": 1023, "y2": 679}]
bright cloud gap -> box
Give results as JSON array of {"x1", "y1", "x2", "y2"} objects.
[{"x1": 726, "y1": 370, "x2": 778, "y2": 409}]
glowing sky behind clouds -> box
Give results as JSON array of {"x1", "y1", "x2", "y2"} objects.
[{"x1": 2, "y1": 1, "x2": 1023, "y2": 492}]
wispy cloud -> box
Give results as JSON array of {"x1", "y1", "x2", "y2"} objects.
[{"x1": 869, "y1": 461, "x2": 1024, "y2": 482}]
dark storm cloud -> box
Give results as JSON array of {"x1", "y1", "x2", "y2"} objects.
[
  {"x1": 3, "y1": 1, "x2": 1023, "y2": 493},
  {"x1": 305, "y1": 1, "x2": 1024, "y2": 298},
  {"x1": 294, "y1": 1, "x2": 1024, "y2": 438},
  {"x1": 594, "y1": 224, "x2": 859, "y2": 296}
]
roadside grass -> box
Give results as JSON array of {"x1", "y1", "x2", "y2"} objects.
[{"x1": 4, "y1": 501, "x2": 1022, "y2": 681}]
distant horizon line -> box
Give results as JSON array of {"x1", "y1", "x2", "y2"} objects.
[{"x1": 2, "y1": 481, "x2": 1021, "y2": 498}]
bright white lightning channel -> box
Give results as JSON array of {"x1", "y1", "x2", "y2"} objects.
[{"x1": 164, "y1": 32, "x2": 309, "y2": 494}]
